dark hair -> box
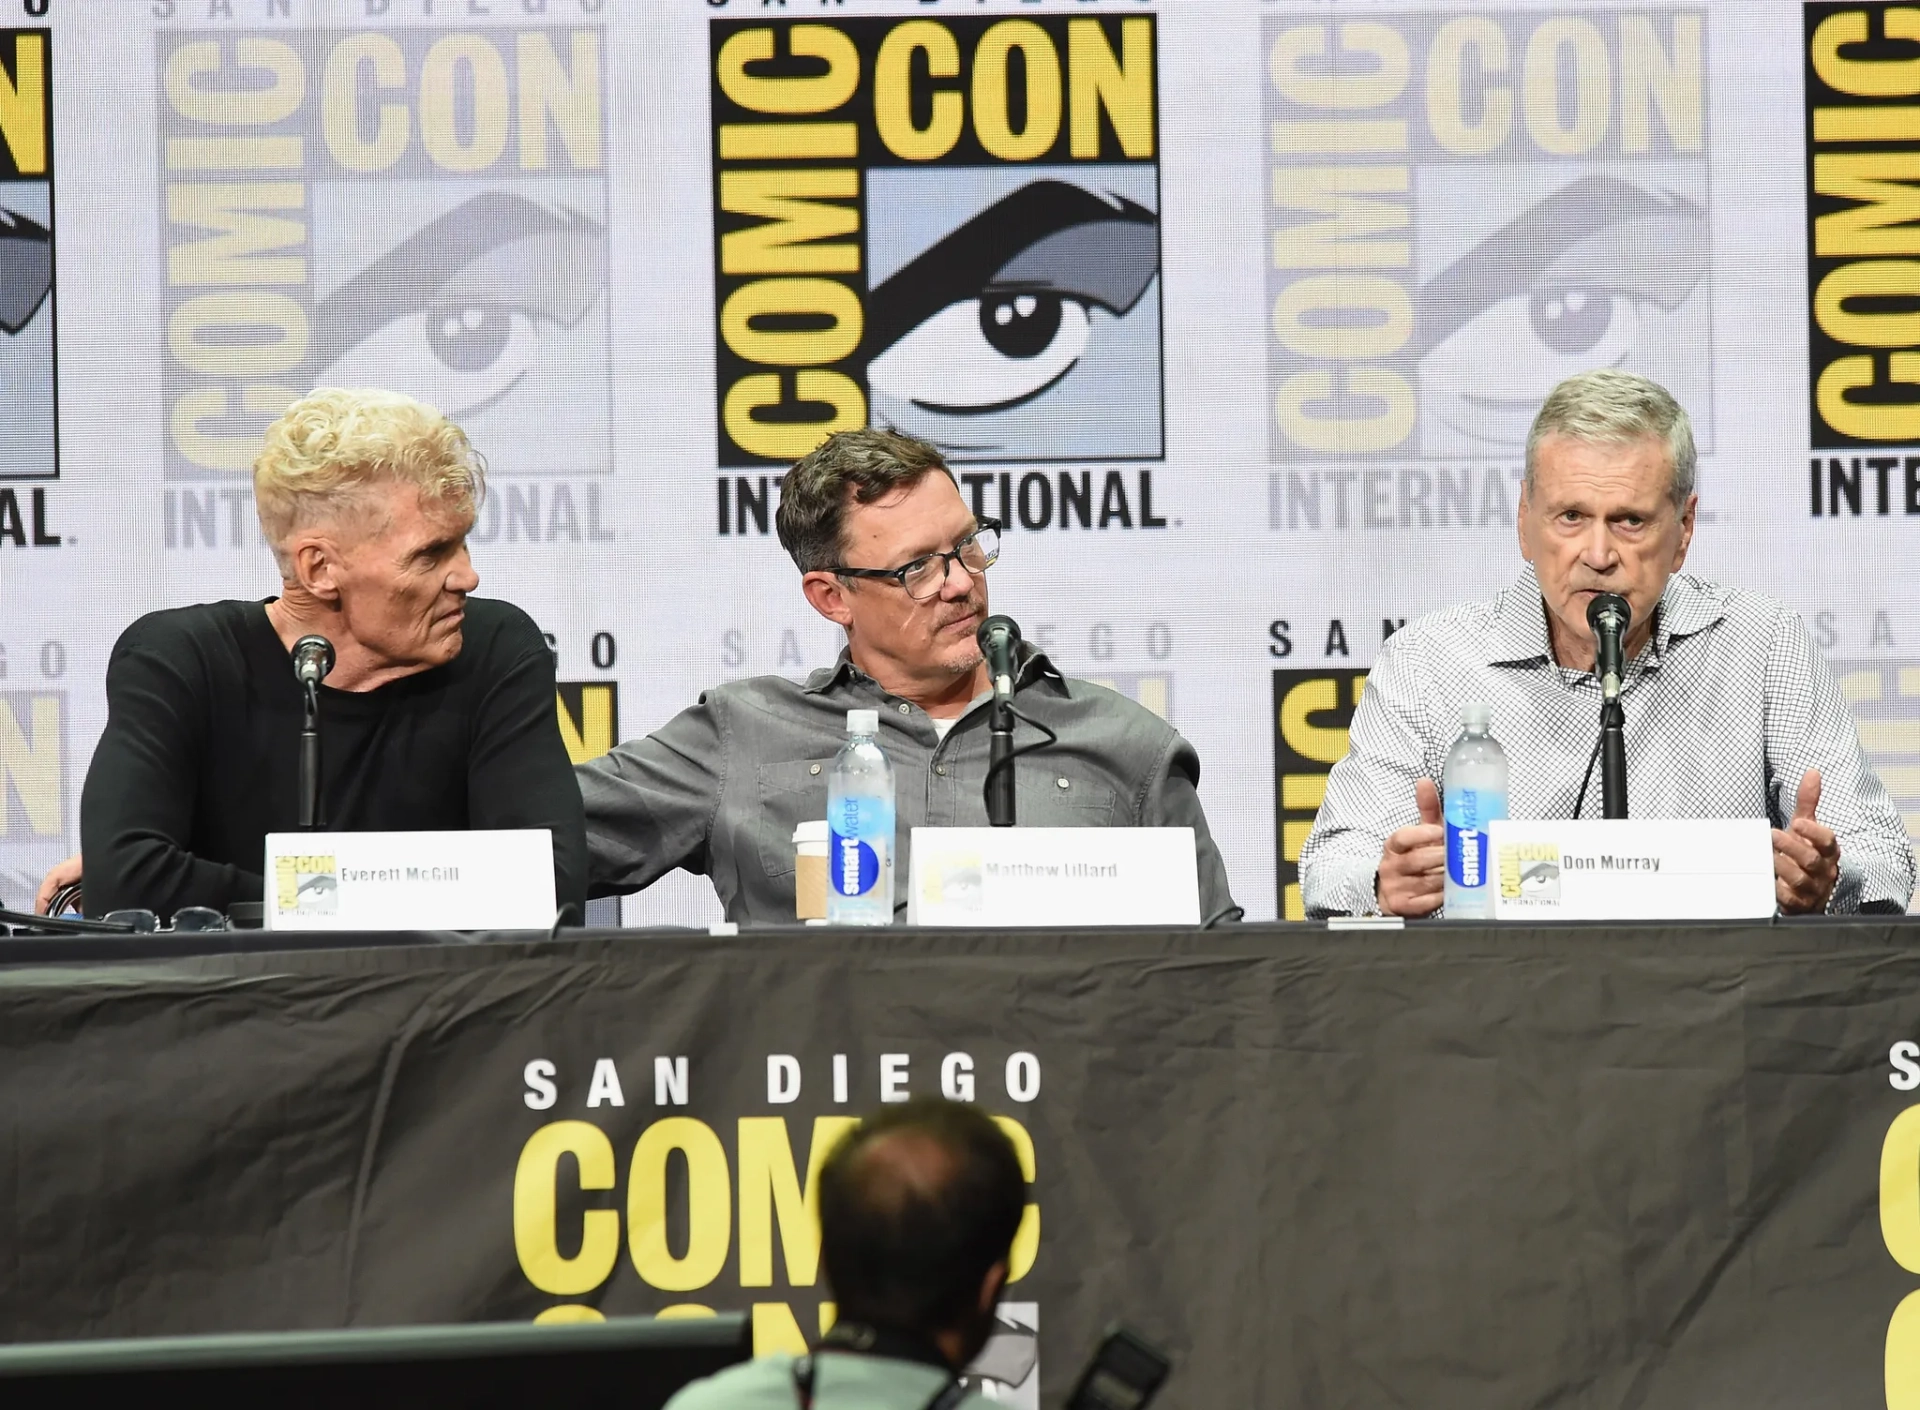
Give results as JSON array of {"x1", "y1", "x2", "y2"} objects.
[
  {"x1": 817, "y1": 1098, "x2": 1027, "y2": 1335},
  {"x1": 775, "y1": 428, "x2": 956, "y2": 573}
]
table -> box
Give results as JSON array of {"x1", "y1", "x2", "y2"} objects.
[{"x1": 2, "y1": 919, "x2": 1916, "y2": 1407}]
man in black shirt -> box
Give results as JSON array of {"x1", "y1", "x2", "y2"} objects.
[{"x1": 39, "y1": 387, "x2": 585, "y2": 921}]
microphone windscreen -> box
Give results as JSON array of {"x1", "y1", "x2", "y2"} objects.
[
  {"x1": 1585, "y1": 592, "x2": 1631, "y2": 635},
  {"x1": 976, "y1": 614, "x2": 1022, "y2": 654}
]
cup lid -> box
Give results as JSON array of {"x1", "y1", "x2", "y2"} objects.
[{"x1": 793, "y1": 820, "x2": 829, "y2": 843}]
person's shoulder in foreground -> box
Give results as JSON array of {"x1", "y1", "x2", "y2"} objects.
[{"x1": 664, "y1": 1350, "x2": 992, "y2": 1410}]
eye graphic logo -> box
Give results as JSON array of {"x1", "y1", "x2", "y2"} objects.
[
  {"x1": 711, "y1": 16, "x2": 1162, "y2": 470},
  {"x1": 157, "y1": 28, "x2": 609, "y2": 488},
  {"x1": 1264, "y1": 12, "x2": 1710, "y2": 467},
  {"x1": 0, "y1": 28, "x2": 55, "y2": 484}
]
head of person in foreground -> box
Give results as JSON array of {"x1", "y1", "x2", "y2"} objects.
[
  {"x1": 817, "y1": 1096, "x2": 1028, "y2": 1370},
  {"x1": 254, "y1": 387, "x2": 484, "y2": 686}
]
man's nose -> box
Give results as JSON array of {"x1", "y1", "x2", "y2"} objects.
[
  {"x1": 449, "y1": 545, "x2": 480, "y2": 594},
  {"x1": 938, "y1": 553, "x2": 973, "y2": 599},
  {"x1": 1579, "y1": 521, "x2": 1618, "y2": 570}
]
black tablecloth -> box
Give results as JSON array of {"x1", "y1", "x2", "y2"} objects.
[{"x1": 2, "y1": 919, "x2": 1916, "y2": 1407}]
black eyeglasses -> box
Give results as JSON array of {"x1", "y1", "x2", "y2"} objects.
[{"x1": 829, "y1": 519, "x2": 1002, "y2": 602}]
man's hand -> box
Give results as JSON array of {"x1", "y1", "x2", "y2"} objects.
[
  {"x1": 33, "y1": 851, "x2": 83, "y2": 915},
  {"x1": 1774, "y1": 770, "x2": 1841, "y2": 914},
  {"x1": 1378, "y1": 778, "x2": 1446, "y2": 917}
]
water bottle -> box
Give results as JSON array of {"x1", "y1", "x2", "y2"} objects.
[
  {"x1": 1442, "y1": 703, "x2": 1509, "y2": 919},
  {"x1": 827, "y1": 708, "x2": 895, "y2": 926}
]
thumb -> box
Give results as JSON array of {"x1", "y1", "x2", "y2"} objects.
[
  {"x1": 1415, "y1": 777, "x2": 1442, "y2": 827},
  {"x1": 1795, "y1": 769, "x2": 1823, "y2": 823}
]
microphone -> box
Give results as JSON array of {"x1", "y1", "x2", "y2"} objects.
[
  {"x1": 292, "y1": 634, "x2": 335, "y2": 688},
  {"x1": 977, "y1": 615, "x2": 1021, "y2": 703},
  {"x1": 976, "y1": 615, "x2": 1022, "y2": 827},
  {"x1": 1585, "y1": 593, "x2": 1630, "y2": 703}
]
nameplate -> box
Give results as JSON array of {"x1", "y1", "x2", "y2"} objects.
[
  {"x1": 263, "y1": 830, "x2": 556, "y2": 931},
  {"x1": 906, "y1": 827, "x2": 1201, "y2": 927},
  {"x1": 1485, "y1": 818, "x2": 1774, "y2": 921}
]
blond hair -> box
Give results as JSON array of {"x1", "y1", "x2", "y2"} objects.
[{"x1": 253, "y1": 388, "x2": 485, "y2": 576}]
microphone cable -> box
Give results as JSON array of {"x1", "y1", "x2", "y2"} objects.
[
  {"x1": 1572, "y1": 730, "x2": 1605, "y2": 820},
  {"x1": 981, "y1": 703, "x2": 1060, "y2": 800}
]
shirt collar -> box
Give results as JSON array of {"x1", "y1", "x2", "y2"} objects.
[
  {"x1": 1485, "y1": 565, "x2": 1729, "y2": 670},
  {"x1": 803, "y1": 641, "x2": 1067, "y2": 696}
]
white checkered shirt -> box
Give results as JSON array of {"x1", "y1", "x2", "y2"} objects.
[{"x1": 1299, "y1": 566, "x2": 1918, "y2": 917}]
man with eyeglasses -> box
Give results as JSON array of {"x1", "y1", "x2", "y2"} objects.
[{"x1": 576, "y1": 427, "x2": 1239, "y2": 925}]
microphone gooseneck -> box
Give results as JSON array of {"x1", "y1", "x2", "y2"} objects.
[
  {"x1": 291, "y1": 635, "x2": 333, "y2": 831},
  {"x1": 1583, "y1": 594, "x2": 1632, "y2": 819},
  {"x1": 976, "y1": 615, "x2": 1023, "y2": 828}
]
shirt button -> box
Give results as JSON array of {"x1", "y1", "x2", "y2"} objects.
[
  {"x1": 1056, "y1": 778, "x2": 1070, "y2": 790},
  {"x1": 809, "y1": 764, "x2": 821, "y2": 775},
  {"x1": 897, "y1": 703, "x2": 910, "y2": 714},
  {"x1": 935, "y1": 765, "x2": 947, "y2": 776}
]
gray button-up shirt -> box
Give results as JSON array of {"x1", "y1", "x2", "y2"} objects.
[
  {"x1": 1301, "y1": 566, "x2": 1917, "y2": 917},
  {"x1": 578, "y1": 646, "x2": 1239, "y2": 926}
]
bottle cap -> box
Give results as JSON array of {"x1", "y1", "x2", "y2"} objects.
[
  {"x1": 1461, "y1": 702, "x2": 1492, "y2": 730},
  {"x1": 846, "y1": 708, "x2": 879, "y2": 736}
]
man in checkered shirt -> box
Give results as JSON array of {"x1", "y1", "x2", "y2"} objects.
[{"x1": 1300, "y1": 369, "x2": 1916, "y2": 919}]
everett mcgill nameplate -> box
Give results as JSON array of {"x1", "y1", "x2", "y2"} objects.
[
  {"x1": 907, "y1": 827, "x2": 1201, "y2": 928},
  {"x1": 1486, "y1": 818, "x2": 1774, "y2": 921},
  {"x1": 263, "y1": 829, "x2": 556, "y2": 931}
]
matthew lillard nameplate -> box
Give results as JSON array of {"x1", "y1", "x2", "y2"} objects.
[
  {"x1": 907, "y1": 826, "x2": 1201, "y2": 927},
  {"x1": 1486, "y1": 818, "x2": 1774, "y2": 921},
  {"x1": 263, "y1": 829, "x2": 557, "y2": 931}
]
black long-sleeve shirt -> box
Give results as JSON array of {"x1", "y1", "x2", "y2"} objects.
[{"x1": 80, "y1": 597, "x2": 586, "y2": 920}]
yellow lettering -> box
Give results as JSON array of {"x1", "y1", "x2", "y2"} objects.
[
  {"x1": 718, "y1": 26, "x2": 859, "y2": 116},
  {"x1": 1816, "y1": 154, "x2": 1920, "y2": 257},
  {"x1": 720, "y1": 170, "x2": 860, "y2": 277},
  {"x1": 721, "y1": 278, "x2": 862, "y2": 368},
  {"x1": 1817, "y1": 352, "x2": 1920, "y2": 440},
  {"x1": 724, "y1": 371, "x2": 866, "y2": 462},
  {"x1": 1270, "y1": 23, "x2": 1409, "y2": 110},
  {"x1": 421, "y1": 35, "x2": 511, "y2": 173},
  {"x1": 322, "y1": 33, "x2": 409, "y2": 173},
  {"x1": 719, "y1": 123, "x2": 858, "y2": 162},
  {"x1": 0, "y1": 696, "x2": 61, "y2": 837},
  {"x1": 1426, "y1": 17, "x2": 1510, "y2": 156},
  {"x1": 168, "y1": 384, "x2": 299, "y2": 472},
  {"x1": 518, "y1": 31, "x2": 603, "y2": 171},
  {"x1": 1884, "y1": 1105, "x2": 1920, "y2": 1272},
  {"x1": 1068, "y1": 18, "x2": 1153, "y2": 159},
  {"x1": 164, "y1": 38, "x2": 304, "y2": 126},
  {"x1": 991, "y1": 1117, "x2": 1040, "y2": 1282},
  {"x1": 1816, "y1": 259, "x2": 1920, "y2": 346},
  {"x1": 752, "y1": 1302, "x2": 809, "y2": 1357},
  {"x1": 874, "y1": 21, "x2": 962, "y2": 162},
  {"x1": 556, "y1": 686, "x2": 615, "y2": 765},
  {"x1": 167, "y1": 292, "x2": 309, "y2": 376},
  {"x1": 1813, "y1": 10, "x2": 1920, "y2": 97},
  {"x1": 1276, "y1": 368, "x2": 1414, "y2": 453},
  {"x1": 533, "y1": 1305, "x2": 606, "y2": 1324},
  {"x1": 973, "y1": 21, "x2": 1062, "y2": 162},
  {"x1": 1619, "y1": 14, "x2": 1703, "y2": 154},
  {"x1": 1815, "y1": 106, "x2": 1920, "y2": 143},
  {"x1": 738, "y1": 1115, "x2": 858, "y2": 1289},
  {"x1": 1273, "y1": 274, "x2": 1411, "y2": 359},
  {"x1": 629, "y1": 1118, "x2": 731, "y2": 1292},
  {"x1": 1891, "y1": 1289, "x2": 1920, "y2": 1410},
  {"x1": 166, "y1": 183, "x2": 306, "y2": 287},
  {"x1": 1277, "y1": 678, "x2": 1349, "y2": 765},
  {"x1": 514, "y1": 1121, "x2": 621, "y2": 1297},
  {"x1": 1523, "y1": 18, "x2": 1609, "y2": 157},
  {"x1": 1271, "y1": 167, "x2": 1410, "y2": 269},
  {"x1": 0, "y1": 33, "x2": 46, "y2": 174}
]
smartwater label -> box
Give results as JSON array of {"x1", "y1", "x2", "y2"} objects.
[
  {"x1": 828, "y1": 796, "x2": 893, "y2": 898},
  {"x1": 1445, "y1": 789, "x2": 1505, "y2": 889}
]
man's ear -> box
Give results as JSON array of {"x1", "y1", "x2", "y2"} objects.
[
  {"x1": 802, "y1": 570, "x2": 856, "y2": 628},
  {"x1": 288, "y1": 534, "x2": 345, "y2": 604},
  {"x1": 1673, "y1": 492, "x2": 1698, "y2": 570},
  {"x1": 1516, "y1": 482, "x2": 1536, "y2": 565},
  {"x1": 977, "y1": 1259, "x2": 1008, "y2": 1314}
]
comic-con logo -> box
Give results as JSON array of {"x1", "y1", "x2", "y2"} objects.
[
  {"x1": 1264, "y1": 12, "x2": 1710, "y2": 484},
  {"x1": 0, "y1": 29, "x2": 56, "y2": 489},
  {"x1": 155, "y1": 25, "x2": 611, "y2": 548},
  {"x1": 1272, "y1": 669, "x2": 1364, "y2": 920},
  {"x1": 709, "y1": 15, "x2": 1163, "y2": 473}
]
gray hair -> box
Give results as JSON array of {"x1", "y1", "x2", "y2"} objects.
[{"x1": 1523, "y1": 370, "x2": 1697, "y2": 508}]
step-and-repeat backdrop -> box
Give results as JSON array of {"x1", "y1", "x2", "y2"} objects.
[{"x1": 0, "y1": 0, "x2": 1915, "y2": 921}]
